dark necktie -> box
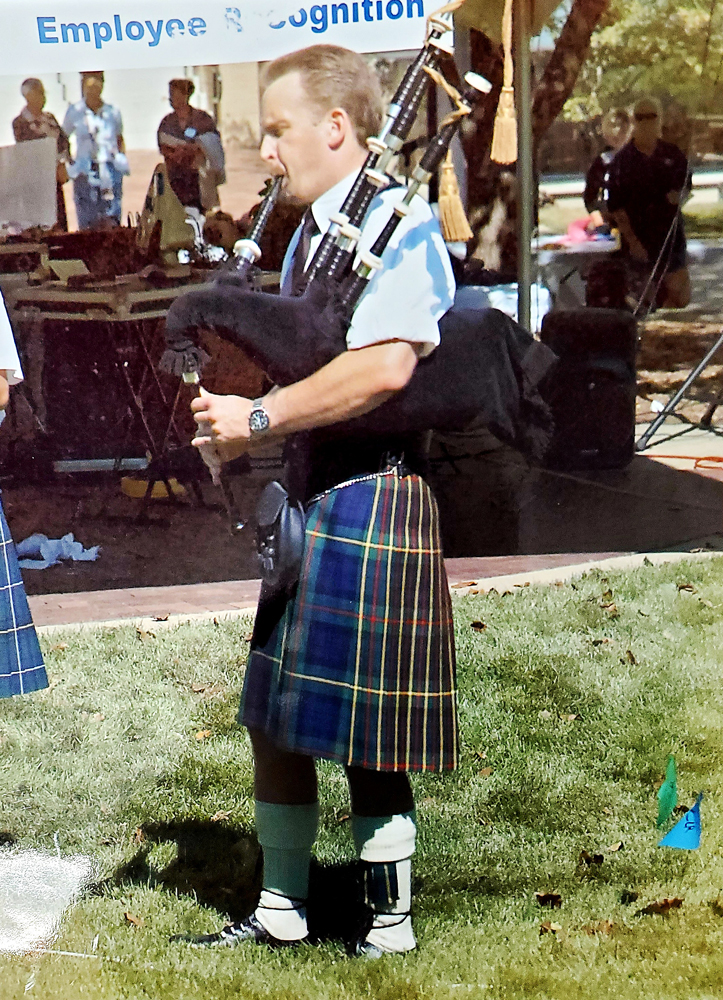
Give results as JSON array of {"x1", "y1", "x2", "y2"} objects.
[{"x1": 289, "y1": 209, "x2": 319, "y2": 297}]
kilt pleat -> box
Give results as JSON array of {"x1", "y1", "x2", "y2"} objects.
[
  {"x1": 239, "y1": 472, "x2": 457, "y2": 772},
  {"x1": 0, "y1": 500, "x2": 47, "y2": 699}
]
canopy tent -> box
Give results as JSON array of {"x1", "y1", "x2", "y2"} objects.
[{"x1": 456, "y1": 0, "x2": 559, "y2": 41}]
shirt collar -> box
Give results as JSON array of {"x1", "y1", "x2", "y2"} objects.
[{"x1": 309, "y1": 169, "x2": 359, "y2": 234}]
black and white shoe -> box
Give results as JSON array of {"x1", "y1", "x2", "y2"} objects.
[
  {"x1": 351, "y1": 910, "x2": 415, "y2": 958},
  {"x1": 175, "y1": 913, "x2": 306, "y2": 949}
]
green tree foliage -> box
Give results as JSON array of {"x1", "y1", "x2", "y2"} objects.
[{"x1": 562, "y1": 0, "x2": 722, "y2": 119}]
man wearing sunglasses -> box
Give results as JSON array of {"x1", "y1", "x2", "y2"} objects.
[{"x1": 607, "y1": 98, "x2": 691, "y2": 309}]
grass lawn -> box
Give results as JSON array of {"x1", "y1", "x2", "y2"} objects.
[{"x1": 2, "y1": 558, "x2": 723, "y2": 999}]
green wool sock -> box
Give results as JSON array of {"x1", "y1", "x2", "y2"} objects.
[{"x1": 255, "y1": 800, "x2": 319, "y2": 901}]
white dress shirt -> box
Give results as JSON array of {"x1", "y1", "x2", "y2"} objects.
[
  {"x1": 0, "y1": 291, "x2": 23, "y2": 385},
  {"x1": 62, "y1": 101, "x2": 128, "y2": 190},
  {"x1": 280, "y1": 171, "x2": 455, "y2": 357}
]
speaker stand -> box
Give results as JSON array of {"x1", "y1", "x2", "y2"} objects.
[{"x1": 636, "y1": 329, "x2": 723, "y2": 451}]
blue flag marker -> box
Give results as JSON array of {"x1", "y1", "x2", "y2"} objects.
[{"x1": 658, "y1": 794, "x2": 703, "y2": 850}]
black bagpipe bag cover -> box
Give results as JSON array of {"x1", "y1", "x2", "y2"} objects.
[{"x1": 164, "y1": 275, "x2": 557, "y2": 460}]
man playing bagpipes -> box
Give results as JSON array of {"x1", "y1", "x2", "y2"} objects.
[{"x1": 188, "y1": 44, "x2": 458, "y2": 956}]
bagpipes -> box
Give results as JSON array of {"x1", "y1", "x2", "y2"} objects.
[{"x1": 162, "y1": 1, "x2": 556, "y2": 460}]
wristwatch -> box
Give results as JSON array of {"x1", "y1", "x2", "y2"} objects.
[{"x1": 248, "y1": 397, "x2": 271, "y2": 437}]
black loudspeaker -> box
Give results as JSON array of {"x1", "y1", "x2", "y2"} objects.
[{"x1": 540, "y1": 308, "x2": 638, "y2": 470}]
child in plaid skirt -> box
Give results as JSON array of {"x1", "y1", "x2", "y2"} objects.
[
  {"x1": 0, "y1": 292, "x2": 47, "y2": 699},
  {"x1": 188, "y1": 44, "x2": 456, "y2": 956}
]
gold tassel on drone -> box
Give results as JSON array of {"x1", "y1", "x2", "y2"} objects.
[
  {"x1": 490, "y1": 0, "x2": 517, "y2": 164},
  {"x1": 438, "y1": 149, "x2": 473, "y2": 242}
]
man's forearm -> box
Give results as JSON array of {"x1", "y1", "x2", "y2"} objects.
[
  {"x1": 265, "y1": 341, "x2": 418, "y2": 437},
  {"x1": 611, "y1": 209, "x2": 638, "y2": 245},
  {"x1": 191, "y1": 340, "x2": 419, "y2": 453}
]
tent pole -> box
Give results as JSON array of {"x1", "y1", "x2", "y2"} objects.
[{"x1": 515, "y1": 0, "x2": 533, "y2": 331}]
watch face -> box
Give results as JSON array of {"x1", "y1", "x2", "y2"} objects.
[{"x1": 249, "y1": 407, "x2": 270, "y2": 434}]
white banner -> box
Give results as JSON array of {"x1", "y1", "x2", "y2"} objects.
[{"x1": 0, "y1": 1, "x2": 433, "y2": 74}]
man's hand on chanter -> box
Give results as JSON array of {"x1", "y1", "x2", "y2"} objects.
[{"x1": 191, "y1": 390, "x2": 254, "y2": 462}]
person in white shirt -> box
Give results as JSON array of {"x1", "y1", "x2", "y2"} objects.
[
  {"x1": 0, "y1": 292, "x2": 47, "y2": 699},
  {"x1": 186, "y1": 45, "x2": 457, "y2": 957},
  {"x1": 62, "y1": 72, "x2": 129, "y2": 230}
]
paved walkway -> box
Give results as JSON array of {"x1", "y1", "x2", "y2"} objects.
[{"x1": 31, "y1": 548, "x2": 723, "y2": 631}]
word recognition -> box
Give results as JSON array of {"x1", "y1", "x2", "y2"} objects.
[
  {"x1": 269, "y1": 0, "x2": 424, "y2": 33},
  {"x1": 37, "y1": 14, "x2": 207, "y2": 49}
]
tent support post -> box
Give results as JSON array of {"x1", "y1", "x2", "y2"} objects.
[{"x1": 515, "y1": 0, "x2": 533, "y2": 332}]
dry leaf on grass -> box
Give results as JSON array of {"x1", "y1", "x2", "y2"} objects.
[
  {"x1": 451, "y1": 581, "x2": 477, "y2": 589},
  {"x1": 602, "y1": 807, "x2": 613, "y2": 815},
  {"x1": 677, "y1": 583, "x2": 697, "y2": 594},
  {"x1": 210, "y1": 811, "x2": 231, "y2": 823},
  {"x1": 479, "y1": 767, "x2": 493, "y2": 778},
  {"x1": 244, "y1": 632, "x2": 253, "y2": 642},
  {"x1": 136, "y1": 628, "x2": 155, "y2": 642},
  {"x1": 637, "y1": 609, "x2": 650, "y2": 617},
  {"x1": 593, "y1": 638, "x2": 612, "y2": 646},
  {"x1": 625, "y1": 650, "x2": 637, "y2": 664},
  {"x1": 539, "y1": 921, "x2": 562, "y2": 935},
  {"x1": 124, "y1": 912, "x2": 144, "y2": 927},
  {"x1": 539, "y1": 710, "x2": 553, "y2": 721},
  {"x1": 152, "y1": 614, "x2": 170, "y2": 622},
  {"x1": 133, "y1": 827, "x2": 145, "y2": 845},
  {"x1": 564, "y1": 714, "x2": 579, "y2": 722},
  {"x1": 470, "y1": 621, "x2": 486, "y2": 632},
  {"x1": 51, "y1": 643, "x2": 69, "y2": 652},
  {"x1": 195, "y1": 730, "x2": 212, "y2": 741},
  {"x1": 602, "y1": 589, "x2": 613, "y2": 602},
  {"x1": 579, "y1": 850, "x2": 604, "y2": 866},
  {"x1": 336, "y1": 812, "x2": 350, "y2": 823},
  {"x1": 637, "y1": 897, "x2": 683, "y2": 917},
  {"x1": 602, "y1": 603, "x2": 619, "y2": 617},
  {"x1": 191, "y1": 684, "x2": 208, "y2": 693},
  {"x1": 583, "y1": 920, "x2": 615, "y2": 936},
  {"x1": 606, "y1": 841, "x2": 624, "y2": 853},
  {"x1": 535, "y1": 892, "x2": 562, "y2": 909}
]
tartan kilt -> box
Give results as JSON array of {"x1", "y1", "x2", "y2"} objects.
[
  {"x1": 239, "y1": 470, "x2": 457, "y2": 772},
  {"x1": 0, "y1": 498, "x2": 47, "y2": 699}
]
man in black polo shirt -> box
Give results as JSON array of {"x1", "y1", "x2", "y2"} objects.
[{"x1": 607, "y1": 98, "x2": 691, "y2": 309}]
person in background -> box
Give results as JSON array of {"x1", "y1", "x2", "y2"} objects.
[
  {"x1": 158, "y1": 79, "x2": 226, "y2": 216},
  {"x1": 12, "y1": 78, "x2": 70, "y2": 231},
  {"x1": 583, "y1": 107, "x2": 631, "y2": 229},
  {"x1": 0, "y1": 291, "x2": 47, "y2": 700},
  {"x1": 607, "y1": 97, "x2": 691, "y2": 309},
  {"x1": 62, "y1": 71, "x2": 129, "y2": 230}
]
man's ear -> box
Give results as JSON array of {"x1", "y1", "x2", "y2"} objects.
[{"x1": 327, "y1": 107, "x2": 351, "y2": 151}]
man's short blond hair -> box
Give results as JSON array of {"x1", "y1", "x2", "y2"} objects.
[{"x1": 261, "y1": 45, "x2": 383, "y2": 145}]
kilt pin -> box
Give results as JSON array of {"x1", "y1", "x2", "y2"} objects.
[
  {"x1": 240, "y1": 469, "x2": 458, "y2": 772},
  {"x1": 0, "y1": 499, "x2": 47, "y2": 699}
]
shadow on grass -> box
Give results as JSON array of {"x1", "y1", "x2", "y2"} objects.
[{"x1": 105, "y1": 819, "x2": 366, "y2": 944}]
